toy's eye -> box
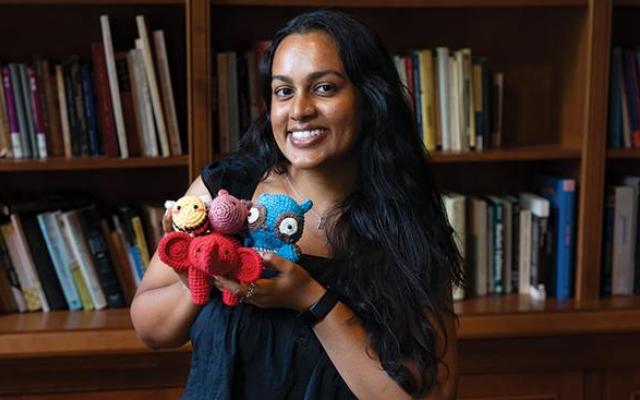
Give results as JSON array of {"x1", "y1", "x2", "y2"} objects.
[
  {"x1": 176, "y1": 205, "x2": 182, "y2": 211},
  {"x1": 193, "y1": 204, "x2": 198, "y2": 210},
  {"x1": 278, "y1": 217, "x2": 298, "y2": 236},
  {"x1": 248, "y1": 205, "x2": 266, "y2": 230},
  {"x1": 275, "y1": 212, "x2": 303, "y2": 243}
]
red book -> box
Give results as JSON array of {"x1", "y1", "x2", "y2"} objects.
[
  {"x1": 404, "y1": 55, "x2": 415, "y2": 112},
  {"x1": 91, "y1": 41, "x2": 119, "y2": 157}
]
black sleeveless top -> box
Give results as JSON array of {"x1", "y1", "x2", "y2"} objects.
[{"x1": 181, "y1": 156, "x2": 356, "y2": 400}]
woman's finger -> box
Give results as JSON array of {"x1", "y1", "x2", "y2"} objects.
[
  {"x1": 261, "y1": 252, "x2": 293, "y2": 273},
  {"x1": 215, "y1": 275, "x2": 242, "y2": 294}
]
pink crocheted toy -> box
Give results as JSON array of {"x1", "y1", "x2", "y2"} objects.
[
  {"x1": 208, "y1": 189, "x2": 252, "y2": 234},
  {"x1": 158, "y1": 231, "x2": 263, "y2": 305}
]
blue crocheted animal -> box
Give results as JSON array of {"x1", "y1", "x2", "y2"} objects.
[{"x1": 245, "y1": 194, "x2": 312, "y2": 276}]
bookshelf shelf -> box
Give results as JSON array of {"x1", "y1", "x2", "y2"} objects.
[
  {"x1": 606, "y1": 148, "x2": 640, "y2": 159},
  {"x1": 210, "y1": 0, "x2": 587, "y2": 7},
  {"x1": 0, "y1": 156, "x2": 189, "y2": 172},
  {"x1": 430, "y1": 146, "x2": 582, "y2": 163},
  {"x1": 0, "y1": 0, "x2": 184, "y2": 4},
  {"x1": 456, "y1": 294, "x2": 640, "y2": 339}
]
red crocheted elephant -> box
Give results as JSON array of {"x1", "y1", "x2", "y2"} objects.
[{"x1": 158, "y1": 231, "x2": 263, "y2": 306}]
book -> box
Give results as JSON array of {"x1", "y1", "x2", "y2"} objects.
[
  {"x1": 0, "y1": 64, "x2": 11, "y2": 158},
  {"x1": 611, "y1": 185, "x2": 636, "y2": 295},
  {"x1": 470, "y1": 197, "x2": 488, "y2": 296},
  {"x1": 0, "y1": 233, "x2": 26, "y2": 312},
  {"x1": 153, "y1": 29, "x2": 182, "y2": 156},
  {"x1": 18, "y1": 64, "x2": 39, "y2": 158},
  {"x1": 20, "y1": 215, "x2": 67, "y2": 310},
  {"x1": 37, "y1": 212, "x2": 83, "y2": 311},
  {"x1": 101, "y1": 14, "x2": 129, "y2": 158},
  {"x1": 40, "y1": 60, "x2": 65, "y2": 158},
  {"x1": 91, "y1": 41, "x2": 119, "y2": 157},
  {"x1": 76, "y1": 206, "x2": 126, "y2": 308},
  {"x1": 130, "y1": 44, "x2": 158, "y2": 157},
  {"x1": 486, "y1": 196, "x2": 505, "y2": 294},
  {"x1": 443, "y1": 193, "x2": 466, "y2": 300},
  {"x1": 136, "y1": 15, "x2": 170, "y2": 157},
  {"x1": 2, "y1": 67, "x2": 22, "y2": 158},
  {"x1": 115, "y1": 52, "x2": 141, "y2": 157},
  {"x1": 27, "y1": 67, "x2": 48, "y2": 159},
  {"x1": 60, "y1": 210, "x2": 107, "y2": 309},
  {"x1": 80, "y1": 64, "x2": 101, "y2": 156},
  {"x1": 55, "y1": 65, "x2": 72, "y2": 158},
  {"x1": 9, "y1": 64, "x2": 31, "y2": 158},
  {"x1": 100, "y1": 219, "x2": 136, "y2": 304},
  {"x1": 435, "y1": 47, "x2": 450, "y2": 151},
  {"x1": 535, "y1": 175, "x2": 576, "y2": 300},
  {"x1": 519, "y1": 193, "x2": 551, "y2": 300}
]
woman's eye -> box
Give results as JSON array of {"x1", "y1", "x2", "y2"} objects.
[
  {"x1": 315, "y1": 84, "x2": 336, "y2": 95},
  {"x1": 274, "y1": 87, "x2": 293, "y2": 97}
]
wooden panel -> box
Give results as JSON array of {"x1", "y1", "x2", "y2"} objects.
[
  {"x1": 0, "y1": 157, "x2": 188, "y2": 172},
  {"x1": 604, "y1": 368, "x2": 640, "y2": 400},
  {"x1": 430, "y1": 146, "x2": 581, "y2": 163},
  {"x1": 210, "y1": 0, "x2": 588, "y2": 6},
  {"x1": 0, "y1": 388, "x2": 183, "y2": 400},
  {"x1": 189, "y1": 0, "x2": 213, "y2": 180},
  {"x1": 458, "y1": 371, "x2": 583, "y2": 400},
  {"x1": 0, "y1": 352, "x2": 189, "y2": 396},
  {"x1": 575, "y1": 0, "x2": 612, "y2": 302}
]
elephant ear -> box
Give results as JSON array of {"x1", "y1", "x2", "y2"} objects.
[
  {"x1": 158, "y1": 231, "x2": 192, "y2": 271},
  {"x1": 235, "y1": 247, "x2": 263, "y2": 283}
]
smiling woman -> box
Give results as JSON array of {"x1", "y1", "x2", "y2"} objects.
[{"x1": 131, "y1": 9, "x2": 462, "y2": 400}]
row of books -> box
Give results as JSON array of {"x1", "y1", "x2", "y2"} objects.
[
  {"x1": 445, "y1": 174, "x2": 576, "y2": 301},
  {"x1": 0, "y1": 197, "x2": 164, "y2": 314},
  {"x1": 608, "y1": 46, "x2": 640, "y2": 149},
  {"x1": 602, "y1": 176, "x2": 640, "y2": 296},
  {"x1": 215, "y1": 41, "x2": 271, "y2": 154},
  {"x1": 0, "y1": 15, "x2": 181, "y2": 160},
  {"x1": 393, "y1": 47, "x2": 504, "y2": 153}
]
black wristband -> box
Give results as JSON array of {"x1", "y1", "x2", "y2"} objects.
[{"x1": 297, "y1": 288, "x2": 338, "y2": 327}]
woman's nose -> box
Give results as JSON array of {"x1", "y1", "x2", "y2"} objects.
[{"x1": 290, "y1": 93, "x2": 316, "y2": 121}]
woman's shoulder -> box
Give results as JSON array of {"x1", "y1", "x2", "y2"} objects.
[{"x1": 200, "y1": 153, "x2": 265, "y2": 198}]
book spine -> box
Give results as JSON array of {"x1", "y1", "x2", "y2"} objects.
[
  {"x1": 136, "y1": 15, "x2": 169, "y2": 157},
  {"x1": 100, "y1": 15, "x2": 129, "y2": 158},
  {"x1": 37, "y1": 213, "x2": 82, "y2": 310},
  {"x1": 126, "y1": 50, "x2": 149, "y2": 156},
  {"x1": 114, "y1": 52, "x2": 141, "y2": 157},
  {"x1": 61, "y1": 211, "x2": 107, "y2": 309},
  {"x1": 42, "y1": 60, "x2": 65, "y2": 157},
  {"x1": 18, "y1": 64, "x2": 39, "y2": 158},
  {"x1": 77, "y1": 207, "x2": 126, "y2": 308},
  {"x1": 133, "y1": 44, "x2": 158, "y2": 157},
  {"x1": 55, "y1": 65, "x2": 72, "y2": 158},
  {"x1": 21, "y1": 216, "x2": 67, "y2": 310},
  {"x1": 55, "y1": 211, "x2": 93, "y2": 310},
  {"x1": 9, "y1": 64, "x2": 32, "y2": 158},
  {"x1": 2, "y1": 67, "x2": 23, "y2": 158},
  {"x1": 435, "y1": 47, "x2": 450, "y2": 151},
  {"x1": 91, "y1": 41, "x2": 119, "y2": 157},
  {"x1": 0, "y1": 63, "x2": 11, "y2": 158},
  {"x1": 62, "y1": 62, "x2": 81, "y2": 157},
  {"x1": 0, "y1": 233, "x2": 26, "y2": 312},
  {"x1": 80, "y1": 64, "x2": 101, "y2": 156},
  {"x1": 100, "y1": 219, "x2": 135, "y2": 304},
  {"x1": 27, "y1": 67, "x2": 48, "y2": 159},
  {"x1": 70, "y1": 60, "x2": 89, "y2": 156},
  {"x1": 153, "y1": 30, "x2": 182, "y2": 156}
]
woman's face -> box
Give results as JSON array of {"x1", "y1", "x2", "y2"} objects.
[{"x1": 270, "y1": 30, "x2": 360, "y2": 171}]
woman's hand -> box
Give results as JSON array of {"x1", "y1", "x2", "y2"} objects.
[{"x1": 214, "y1": 253, "x2": 326, "y2": 312}]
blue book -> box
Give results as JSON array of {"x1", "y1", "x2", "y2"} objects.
[
  {"x1": 411, "y1": 51, "x2": 422, "y2": 139},
  {"x1": 37, "y1": 212, "x2": 83, "y2": 310},
  {"x1": 80, "y1": 64, "x2": 101, "y2": 156},
  {"x1": 535, "y1": 174, "x2": 576, "y2": 300}
]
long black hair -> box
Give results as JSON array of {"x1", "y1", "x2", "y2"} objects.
[{"x1": 239, "y1": 9, "x2": 463, "y2": 397}]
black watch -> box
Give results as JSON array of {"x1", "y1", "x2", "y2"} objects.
[{"x1": 297, "y1": 289, "x2": 338, "y2": 327}]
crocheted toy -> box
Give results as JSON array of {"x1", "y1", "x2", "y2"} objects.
[
  {"x1": 164, "y1": 195, "x2": 212, "y2": 236},
  {"x1": 208, "y1": 189, "x2": 252, "y2": 234},
  {"x1": 158, "y1": 231, "x2": 263, "y2": 306},
  {"x1": 245, "y1": 194, "x2": 312, "y2": 276}
]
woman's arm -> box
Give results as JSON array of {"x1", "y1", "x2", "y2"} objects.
[{"x1": 129, "y1": 176, "x2": 208, "y2": 349}]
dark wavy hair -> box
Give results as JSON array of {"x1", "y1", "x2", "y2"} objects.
[{"x1": 239, "y1": 9, "x2": 463, "y2": 397}]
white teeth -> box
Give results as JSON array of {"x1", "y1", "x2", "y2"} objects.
[{"x1": 290, "y1": 129, "x2": 324, "y2": 140}]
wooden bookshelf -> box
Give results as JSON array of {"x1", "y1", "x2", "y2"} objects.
[{"x1": 0, "y1": 0, "x2": 639, "y2": 398}]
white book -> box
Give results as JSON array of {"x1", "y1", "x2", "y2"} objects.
[
  {"x1": 471, "y1": 197, "x2": 488, "y2": 296},
  {"x1": 519, "y1": 193, "x2": 550, "y2": 299},
  {"x1": 435, "y1": 47, "x2": 450, "y2": 151},
  {"x1": 136, "y1": 15, "x2": 170, "y2": 157},
  {"x1": 443, "y1": 193, "x2": 466, "y2": 301},
  {"x1": 153, "y1": 30, "x2": 182, "y2": 156},
  {"x1": 0, "y1": 216, "x2": 49, "y2": 312},
  {"x1": 131, "y1": 45, "x2": 158, "y2": 157},
  {"x1": 127, "y1": 49, "x2": 149, "y2": 156},
  {"x1": 518, "y1": 209, "x2": 532, "y2": 295},
  {"x1": 60, "y1": 210, "x2": 107, "y2": 309},
  {"x1": 612, "y1": 186, "x2": 636, "y2": 295},
  {"x1": 100, "y1": 15, "x2": 129, "y2": 158}
]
